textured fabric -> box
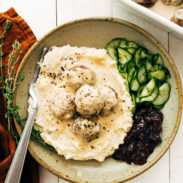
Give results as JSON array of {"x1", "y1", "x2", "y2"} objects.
[{"x1": 0, "y1": 7, "x2": 37, "y2": 182}]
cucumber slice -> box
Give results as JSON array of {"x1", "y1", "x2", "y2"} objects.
[
  {"x1": 128, "y1": 67, "x2": 136, "y2": 84},
  {"x1": 118, "y1": 48, "x2": 132, "y2": 66},
  {"x1": 130, "y1": 78, "x2": 140, "y2": 92},
  {"x1": 140, "y1": 78, "x2": 156, "y2": 98},
  {"x1": 131, "y1": 93, "x2": 136, "y2": 113},
  {"x1": 145, "y1": 58, "x2": 154, "y2": 72},
  {"x1": 135, "y1": 48, "x2": 142, "y2": 67},
  {"x1": 152, "y1": 82, "x2": 170, "y2": 107},
  {"x1": 136, "y1": 97, "x2": 140, "y2": 104},
  {"x1": 137, "y1": 85, "x2": 145, "y2": 98},
  {"x1": 119, "y1": 39, "x2": 128, "y2": 48},
  {"x1": 153, "y1": 54, "x2": 163, "y2": 65},
  {"x1": 130, "y1": 72, "x2": 140, "y2": 92},
  {"x1": 148, "y1": 69, "x2": 166, "y2": 81},
  {"x1": 153, "y1": 104, "x2": 164, "y2": 109},
  {"x1": 139, "y1": 87, "x2": 159, "y2": 103},
  {"x1": 128, "y1": 41, "x2": 139, "y2": 48},
  {"x1": 137, "y1": 65, "x2": 147, "y2": 84},
  {"x1": 127, "y1": 61, "x2": 136, "y2": 72},
  {"x1": 127, "y1": 48, "x2": 137, "y2": 54},
  {"x1": 162, "y1": 67, "x2": 171, "y2": 79},
  {"x1": 153, "y1": 64, "x2": 163, "y2": 71},
  {"x1": 122, "y1": 63, "x2": 128, "y2": 72},
  {"x1": 117, "y1": 63, "x2": 123, "y2": 73},
  {"x1": 141, "y1": 48, "x2": 148, "y2": 59},
  {"x1": 106, "y1": 38, "x2": 121, "y2": 61}
]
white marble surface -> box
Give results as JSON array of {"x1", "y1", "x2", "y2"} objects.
[{"x1": 0, "y1": 0, "x2": 183, "y2": 182}]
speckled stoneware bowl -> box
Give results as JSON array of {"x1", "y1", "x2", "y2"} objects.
[{"x1": 14, "y1": 18, "x2": 182, "y2": 183}]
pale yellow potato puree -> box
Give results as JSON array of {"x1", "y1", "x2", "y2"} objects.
[{"x1": 29, "y1": 45, "x2": 133, "y2": 162}]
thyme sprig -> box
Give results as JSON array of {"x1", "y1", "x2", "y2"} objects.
[
  {"x1": 0, "y1": 19, "x2": 56, "y2": 152},
  {"x1": 0, "y1": 20, "x2": 25, "y2": 143}
]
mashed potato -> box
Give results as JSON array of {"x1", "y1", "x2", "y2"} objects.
[{"x1": 29, "y1": 45, "x2": 133, "y2": 162}]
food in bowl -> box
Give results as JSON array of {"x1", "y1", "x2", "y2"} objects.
[
  {"x1": 29, "y1": 45, "x2": 133, "y2": 162},
  {"x1": 132, "y1": 0, "x2": 158, "y2": 7},
  {"x1": 171, "y1": 6, "x2": 183, "y2": 26},
  {"x1": 161, "y1": 0, "x2": 182, "y2": 6},
  {"x1": 106, "y1": 37, "x2": 171, "y2": 164},
  {"x1": 28, "y1": 37, "x2": 171, "y2": 165},
  {"x1": 132, "y1": 0, "x2": 183, "y2": 27}
]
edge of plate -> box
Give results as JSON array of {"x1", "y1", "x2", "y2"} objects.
[{"x1": 13, "y1": 17, "x2": 183, "y2": 183}]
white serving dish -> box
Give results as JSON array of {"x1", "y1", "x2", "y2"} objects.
[{"x1": 119, "y1": 0, "x2": 183, "y2": 38}]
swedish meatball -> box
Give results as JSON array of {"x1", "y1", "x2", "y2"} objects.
[
  {"x1": 171, "y1": 6, "x2": 183, "y2": 27},
  {"x1": 72, "y1": 117, "x2": 101, "y2": 141},
  {"x1": 99, "y1": 86, "x2": 118, "y2": 115},
  {"x1": 60, "y1": 59, "x2": 78, "y2": 71},
  {"x1": 161, "y1": 0, "x2": 182, "y2": 6},
  {"x1": 133, "y1": 0, "x2": 157, "y2": 7},
  {"x1": 63, "y1": 65, "x2": 96, "y2": 90},
  {"x1": 50, "y1": 87, "x2": 75, "y2": 119},
  {"x1": 75, "y1": 85, "x2": 104, "y2": 116}
]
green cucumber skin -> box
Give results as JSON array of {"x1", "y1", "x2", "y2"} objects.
[
  {"x1": 118, "y1": 47, "x2": 133, "y2": 65},
  {"x1": 152, "y1": 82, "x2": 171, "y2": 107},
  {"x1": 106, "y1": 38, "x2": 121, "y2": 61},
  {"x1": 148, "y1": 69, "x2": 166, "y2": 81},
  {"x1": 106, "y1": 37, "x2": 171, "y2": 109},
  {"x1": 137, "y1": 65, "x2": 147, "y2": 84},
  {"x1": 140, "y1": 78, "x2": 156, "y2": 98},
  {"x1": 139, "y1": 87, "x2": 159, "y2": 103}
]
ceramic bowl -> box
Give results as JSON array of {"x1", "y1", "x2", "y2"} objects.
[{"x1": 14, "y1": 18, "x2": 182, "y2": 183}]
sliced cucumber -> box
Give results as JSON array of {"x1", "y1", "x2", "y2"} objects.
[
  {"x1": 127, "y1": 48, "x2": 137, "y2": 54},
  {"x1": 148, "y1": 69, "x2": 166, "y2": 81},
  {"x1": 141, "y1": 48, "x2": 148, "y2": 59},
  {"x1": 153, "y1": 64, "x2": 163, "y2": 71},
  {"x1": 137, "y1": 65, "x2": 147, "y2": 84},
  {"x1": 135, "y1": 48, "x2": 142, "y2": 67},
  {"x1": 131, "y1": 93, "x2": 136, "y2": 113},
  {"x1": 139, "y1": 87, "x2": 159, "y2": 103},
  {"x1": 145, "y1": 58, "x2": 154, "y2": 72},
  {"x1": 119, "y1": 39, "x2": 128, "y2": 49},
  {"x1": 162, "y1": 67, "x2": 171, "y2": 79},
  {"x1": 128, "y1": 41, "x2": 139, "y2": 48},
  {"x1": 122, "y1": 63, "x2": 128, "y2": 72},
  {"x1": 118, "y1": 48, "x2": 132, "y2": 66},
  {"x1": 136, "y1": 97, "x2": 140, "y2": 104},
  {"x1": 140, "y1": 78, "x2": 156, "y2": 98},
  {"x1": 130, "y1": 78, "x2": 140, "y2": 92},
  {"x1": 130, "y1": 72, "x2": 140, "y2": 92},
  {"x1": 137, "y1": 85, "x2": 145, "y2": 98},
  {"x1": 106, "y1": 38, "x2": 121, "y2": 61},
  {"x1": 153, "y1": 104, "x2": 164, "y2": 109},
  {"x1": 127, "y1": 61, "x2": 136, "y2": 72},
  {"x1": 153, "y1": 54, "x2": 163, "y2": 65},
  {"x1": 152, "y1": 82, "x2": 170, "y2": 107},
  {"x1": 128, "y1": 66, "x2": 136, "y2": 84}
]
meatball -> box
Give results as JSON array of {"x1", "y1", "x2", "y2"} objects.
[
  {"x1": 99, "y1": 86, "x2": 118, "y2": 115},
  {"x1": 171, "y1": 6, "x2": 183, "y2": 27},
  {"x1": 49, "y1": 87, "x2": 75, "y2": 119},
  {"x1": 60, "y1": 59, "x2": 78, "y2": 71},
  {"x1": 75, "y1": 85, "x2": 104, "y2": 116},
  {"x1": 62, "y1": 65, "x2": 96, "y2": 90},
  {"x1": 133, "y1": 0, "x2": 157, "y2": 7},
  {"x1": 161, "y1": 0, "x2": 182, "y2": 6},
  {"x1": 72, "y1": 117, "x2": 101, "y2": 141}
]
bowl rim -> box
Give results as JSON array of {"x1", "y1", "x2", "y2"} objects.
[{"x1": 13, "y1": 17, "x2": 183, "y2": 183}]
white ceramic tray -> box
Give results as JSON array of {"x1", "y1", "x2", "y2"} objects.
[{"x1": 119, "y1": 0, "x2": 183, "y2": 38}]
